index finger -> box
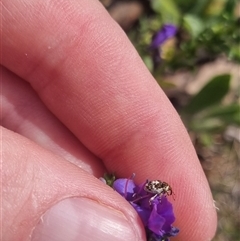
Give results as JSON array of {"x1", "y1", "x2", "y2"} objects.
[{"x1": 2, "y1": 0, "x2": 217, "y2": 240}]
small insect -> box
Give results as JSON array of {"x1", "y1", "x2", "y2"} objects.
[{"x1": 144, "y1": 180, "x2": 174, "y2": 202}]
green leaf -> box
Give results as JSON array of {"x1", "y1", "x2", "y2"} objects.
[
  {"x1": 190, "y1": 118, "x2": 224, "y2": 132},
  {"x1": 174, "y1": 0, "x2": 194, "y2": 11},
  {"x1": 201, "y1": 104, "x2": 240, "y2": 126},
  {"x1": 203, "y1": 104, "x2": 240, "y2": 119},
  {"x1": 205, "y1": 0, "x2": 227, "y2": 16},
  {"x1": 229, "y1": 44, "x2": 240, "y2": 62},
  {"x1": 231, "y1": 112, "x2": 240, "y2": 125},
  {"x1": 189, "y1": 0, "x2": 209, "y2": 15},
  {"x1": 103, "y1": 173, "x2": 116, "y2": 187},
  {"x1": 150, "y1": 0, "x2": 181, "y2": 25},
  {"x1": 198, "y1": 133, "x2": 213, "y2": 146},
  {"x1": 184, "y1": 74, "x2": 231, "y2": 114},
  {"x1": 183, "y1": 14, "x2": 205, "y2": 38},
  {"x1": 225, "y1": 0, "x2": 237, "y2": 16},
  {"x1": 143, "y1": 56, "x2": 154, "y2": 72}
]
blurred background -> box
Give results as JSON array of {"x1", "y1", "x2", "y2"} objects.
[{"x1": 99, "y1": 0, "x2": 239, "y2": 240}]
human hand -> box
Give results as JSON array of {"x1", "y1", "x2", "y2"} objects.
[{"x1": 2, "y1": 0, "x2": 217, "y2": 240}]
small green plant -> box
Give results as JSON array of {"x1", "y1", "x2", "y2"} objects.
[
  {"x1": 182, "y1": 74, "x2": 239, "y2": 145},
  {"x1": 128, "y1": 0, "x2": 240, "y2": 73}
]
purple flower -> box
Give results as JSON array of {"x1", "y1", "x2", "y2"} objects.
[
  {"x1": 113, "y1": 178, "x2": 136, "y2": 201},
  {"x1": 113, "y1": 178, "x2": 179, "y2": 241},
  {"x1": 150, "y1": 24, "x2": 178, "y2": 50}
]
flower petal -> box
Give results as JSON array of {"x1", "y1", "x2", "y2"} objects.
[
  {"x1": 113, "y1": 178, "x2": 136, "y2": 200},
  {"x1": 156, "y1": 196, "x2": 175, "y2": 228},
  {"x1": 148, "y1": 203, "x2": 166, "y2": 235},
  {"x1": 166, "y1": 226, "x2": 180, "y2": 237},
  {"x1": 150, "y1": 24, "x2": 177, "y2": 49},
  {"x1": 131, "y1": 202, "x2": 151, "y2": 227}
]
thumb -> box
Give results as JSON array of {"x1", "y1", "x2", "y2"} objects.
[{"x1": 2, "y1": 127, "x2": 145, "y2": 241}]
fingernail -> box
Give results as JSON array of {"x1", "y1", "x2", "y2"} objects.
[{"x1": 31, "y1": 198, "x2": 141, "y2": 241}]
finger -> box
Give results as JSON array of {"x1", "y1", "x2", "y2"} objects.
[
  {"x1": 2, "y1": 0, "x2": 217, "y2": 240},
  {"x1": 2, "y1": 0, "x2": 185, "y2": 173},
  {"x1": 2, "y1": 127, "x2": 145, "y2": 241},
  {"x1": 1, "y1": 67, "x2": 105, "y2": 176}
]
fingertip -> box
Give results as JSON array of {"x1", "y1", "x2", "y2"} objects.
[
  {"x1": 2, "y1": 128, "x2": 146, "y2": 241},
  {"x1": 31, "y1": 198, "x2": 145, "y2": 241}
]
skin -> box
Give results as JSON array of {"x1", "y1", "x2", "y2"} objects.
[{"x1": 1, "y1": 0, "x2": 217, "y2": 240}]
